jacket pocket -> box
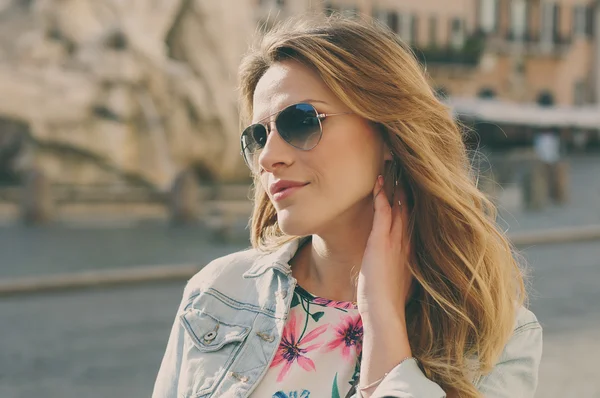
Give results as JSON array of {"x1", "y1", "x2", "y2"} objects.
[{"x1": 178, "y1": 309, "x2": 251, "y2": 397}]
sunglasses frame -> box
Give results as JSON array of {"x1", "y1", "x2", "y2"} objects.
[{"x1": 240, "y1": 102, "x2": 352, "y2": 171}]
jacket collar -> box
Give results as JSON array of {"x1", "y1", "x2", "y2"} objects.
[{"x1": 243, "y1": 236, "x2": 310, "y2": 278}]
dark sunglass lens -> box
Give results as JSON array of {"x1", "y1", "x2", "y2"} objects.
[
  {"x1": 276, "y1": 103, "x2": 321, "y2": 150},
  {"x1": 241, "y1": 124, "x2": 267, "y2": 170}
]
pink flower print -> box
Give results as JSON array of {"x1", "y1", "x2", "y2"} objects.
[
  {"x1": 270, "y1": 311, "x2": 328, "y2": 382},
  {"x1": 312, "y1": 297, "x2": 356, "y2": 310},
  {"x1": 323, "y1": 314, "x2": 363, "y2": 361}
]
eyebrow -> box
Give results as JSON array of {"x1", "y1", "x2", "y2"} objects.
[
  {"x1": 253, "y1": 99, "x2": 330, "y2": 124},
  {"x1": 301, "y1": 99, "x2": 328, "y2": 105}
]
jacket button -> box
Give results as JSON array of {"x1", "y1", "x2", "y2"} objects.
[
  {"x1": 257, "y1": 332, "x2": 275, "y2": 342},
  {"x1": 230, "y1": 372, "x2": 249, "y2": 383},
  {"x1": 203, "y1": 331, "x2": 217, "y2": 342}
]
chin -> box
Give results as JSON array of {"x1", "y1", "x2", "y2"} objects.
[{"x1": 276, "y1": 208, "x2": 318, "y2": 237}]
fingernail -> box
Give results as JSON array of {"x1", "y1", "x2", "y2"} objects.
[{"x1": 377, "y1": 175, "x2": 383, "y2": 186}]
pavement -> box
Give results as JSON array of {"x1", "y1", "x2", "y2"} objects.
[
  {"x1": 0, "y1": 223, "x2": 248, "y2": 280},
  {"x1": 1, "y1": 241, "x2": 599, "y2": 398}
]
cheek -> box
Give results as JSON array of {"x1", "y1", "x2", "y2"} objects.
[
  {"x1": 333, "y1": 160, "x2": 376, "y2": 198},
  {"x1": 312, "y1": 149, "x2": 378, "y2": 205},
  {"x1": 317, "y1": 132, "x2": 381, "y2": 190},
  {"x1": 274, "y1": 156, "x2": 376, "y2": 236}
]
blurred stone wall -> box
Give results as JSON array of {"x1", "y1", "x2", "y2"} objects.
[{"x1": 0, "y1": 0, "x2": 256, "y2": 189}]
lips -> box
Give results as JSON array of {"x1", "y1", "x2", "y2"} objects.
[{"x1": 269, "y1": 180, "x2": 309, "y2": 199}]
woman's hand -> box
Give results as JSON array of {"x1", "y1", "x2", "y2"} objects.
[
  {"x1": 356, "y1": 174, "x2": 415, "y2": 396},
  {"x1": 356, "y1": 174, "x2": 414, "y2": 319}
]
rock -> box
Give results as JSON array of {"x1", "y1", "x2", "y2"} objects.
[
  {"x1": 0, "y1": 0, "x2": 253, "y2": 189},
  {"x1": 100, "y1": 84, "x2": 138, "y2": 121}
]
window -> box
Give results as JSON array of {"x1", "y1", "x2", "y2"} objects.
[
  {"x1": 510, "y1": 0, "x2": 527, "y2": 40},
  {"x1": 429, "y1": 16, "x2": 437, "y2": 46},
  {"x1": 585, "y1": 5, "x2": 595, "y2": 37},
  {"x1": 573, "y1": 6, "x2": 587, "y2": 37},
  {"x1": 450, "y1": 18, "x2": 464, "y2": 49},
  {"x1": 388, "y1": 11, "x2": 400, "y2": 33},
  {"x1": 410, "y1": 15, "x2": 419, "y2": 45},
  {"x1": 541, "y1": 2, "x2": 556, "y2": 48},
  {"x1": 574, "y1": 5, "x2": 595, "y2": 38},
  {"x1": 553, "y1": 4, "x2": 561, "y2": 42},
  {"x1": 478, "y1": 0, "x2": 498, "y2": 33}
]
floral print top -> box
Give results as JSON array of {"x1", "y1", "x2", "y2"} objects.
[{"x1": 250, "y1": 285, "x2": 363, "y2": 398}]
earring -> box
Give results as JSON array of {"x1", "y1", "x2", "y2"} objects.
[
  {"x1": 392, "y1": 159, "x2": 400, "y2": 186},
  {"x1": 389, "y1": 151, "x2": 399, "y2": 183},
  {"x1": 389, "y1": 158, "x2": 397, "y2": 204}
]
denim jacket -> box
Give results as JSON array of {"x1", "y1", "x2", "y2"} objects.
[{"x1": 152, "y1": 237, "x2": 543, "y2": 398}]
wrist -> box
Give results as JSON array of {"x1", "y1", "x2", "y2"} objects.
[
  {"x1": 360, "y1": 302, "x2": 406, "y2": 328},
  {"x1": 358, "y1": 357, "x2": 418, "y2": 395},
  {"x1": 359, "y1": 310, "x2": 413, "y2": 394}
]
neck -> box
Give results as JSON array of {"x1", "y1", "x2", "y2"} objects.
[{"x1": 291, "y1": 197, "x2": 374, "y2": 303}]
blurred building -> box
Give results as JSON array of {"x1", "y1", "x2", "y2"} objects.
[
  {"x1": 439, "y1": 0, "x2": 600, "y2": 107},
  {"x1": 255, "y1": 0, "x2": 600, "y2": 107}
]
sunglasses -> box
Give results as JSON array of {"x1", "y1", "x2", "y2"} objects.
[{"x1": 240, "y1": 102, "x2": 352, "y2": 172}]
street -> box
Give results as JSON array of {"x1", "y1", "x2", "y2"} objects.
[{"x1": 1, "y1": 240, "x2": 599, "y2": 398}]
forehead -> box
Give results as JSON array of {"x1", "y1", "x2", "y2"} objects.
[{"x1": 252, "y1": 60, "x2": 337, "y2": 122}]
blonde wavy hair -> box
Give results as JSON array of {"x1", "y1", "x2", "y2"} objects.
[{"x1": 237, "y1": 15, "x2": 526, "y2": 398}]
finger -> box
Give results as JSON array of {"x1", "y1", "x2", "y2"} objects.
[
  {"x1": 371, "y1": 175, "x2": 392, "y2": 238},
  {"x1": 391, "y1": 187, "x2": 411, "y2": 244},
  {"x1": 390, "y1": 188, "x2": 403, "y2": 237},
  {"x1": 397, "y1": 187, "x2": 410, "y2": 221}
]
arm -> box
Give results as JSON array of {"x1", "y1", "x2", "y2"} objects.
[
  {"x1": 353, "y1": 176, "x2": 446, "y2": 398},
  {"x1": 354, "y1": 178, "x2": 542, "y2": 398},
  {"x1": 356, "y1": 308, "x2": 446, "y2": 398},
  {"x1": 354, "y1": 312, "x2": 542, "y2": 398}
]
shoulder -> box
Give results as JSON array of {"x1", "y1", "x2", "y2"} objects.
[
  {"x1": 498, "y1": 306, "x2": 542, "y2": 362},
  {"x1": 513, "y1": 305, "x2": 542, "y2": 335},
  {"x1": 181, "y1": 247, "x2": 264, "y2": 300},
  {"x1": 499, "y1": 305, "x2": 542, "y2": 364},
  {"x1": 502, "y1": 305, "x2": 543, "y2": 360},
  {"x1": 474, "y1": 306, "x2": 543, "y2": 394}
]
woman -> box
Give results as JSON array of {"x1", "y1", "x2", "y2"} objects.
[{"x1": 153, "y1": 15, "x2": 542, "y2": 398}]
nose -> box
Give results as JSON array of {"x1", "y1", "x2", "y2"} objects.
[{"x1": 257, "y1": 125, "x2": 295, "y2": 172}]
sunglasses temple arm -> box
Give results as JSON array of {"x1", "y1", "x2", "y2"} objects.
[{"x1": 317, "y1": 111, "x2": 354, "y2": 119}]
